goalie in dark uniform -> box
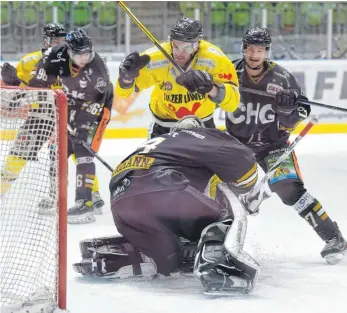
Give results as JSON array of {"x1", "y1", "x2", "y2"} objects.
[
  {"x1": 228, "y1": 27, "x2": 346, "y2": 264},
  {"x1": 29, "y1": 29, "x2": 113, "y2": 224},
  {"x1": 73, "y1": 116, "x2": 261, "y2": 295}
]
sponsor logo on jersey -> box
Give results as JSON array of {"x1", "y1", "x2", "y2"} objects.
[
  {"x1": 181, "y1": 129, "x2": 205, "y2": 139},
  {"x1": 164, "y1": 92, "x2": 205, "y2": 104},
  {"x1": 169, "y1": 67, "x2": 179, "y2": 78},
  {"x1": 112, "y1": 155, "x2": 155, "y2": 177},
  {"x1": 95, "y1": 77, "x2": 107, "y2": 93},
  {"x1": 84, "y1": 68, "x2": 93, "y2": 82},
  {"x1": 51, "y1": 51, "x2": 66, "y2": 63},
  {"x1": 112, "y1": 178, "x2": 131, "y2": 198},
  {"x1": 162, "y1": 81, "x2": 172, "y2": 91},
  {"x1": 79, "y1": 78, "x2": 87, "y2": 88},
  {"x1": 196, "y1": 58, "x2": 215, "y2": 68},
  {"x1": 219, "y1": 73, "x2": 232, "y2": 80},
  {"x1": 147, "y1": 59, "x2": 170, "y2": 69},
  {"x1": 168, "y1": 102, "x2": 201, "y2": 119},
  {"x1": 266, "y1": 83, "x2": 283, "y2": 94},
  {"x1": 76, "y1": 156, "x2": 94, "y2": 165},
  {"x1": 227, "y1": 102, "x2": 275, "y2": 125}
]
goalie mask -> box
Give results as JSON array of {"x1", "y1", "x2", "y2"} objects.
[
  {"x1": 66, "y1": 29, "x2": 95, "y2": 68},
  {"x1": 42, "y1": 23, "x2": 67, "y2": 49},
  {"x1": 242, "y1": 27, "x2": 272, "y2": 70},
  {"x1": 170, "y1": 115, "x2": 205, "y2": 134}
]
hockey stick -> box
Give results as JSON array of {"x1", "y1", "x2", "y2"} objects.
[
  {"x1": 117, "y1": 1, "x2": 184, "y2": 75},
  {"x1": 240, "y1": 87, "x2": 347, "y2": 113},
  {"x1": 67, "y1": 124, "x2": 114, "y2": 173},
  {"x1": 252, "y1": 116, "x2": 319, "y2": 196},
  {"x1": 117, "y1": 2, "x2": 347, "y2": 113}
]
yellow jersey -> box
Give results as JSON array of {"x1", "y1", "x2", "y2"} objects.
[
  {"x1": 16, "y1": 50, "x2": 43, "y2": 86},
  {"x1": 115, "y1": 40, "x2": 240, "y2": 123}
]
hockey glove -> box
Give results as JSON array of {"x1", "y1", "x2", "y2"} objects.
[
  {"x1": 274, "y1": 89, "x2": 298, "y2": 115},
  {"x1": 176, "y1": 69, "x2": 214, "y2": 94},
  {"x1": 119, "y1": 51, "x2": 150, "y2": 84},
  {"x1": 240, "y1": 181, "x2": 272, "y2": 216},
  {"x1": 1, "y1": 62, "x2": 21, "y2": 86}
]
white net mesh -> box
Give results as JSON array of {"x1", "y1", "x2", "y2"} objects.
[{"x1": 0, "y1": 88, "x2": 64, "y2": 312}]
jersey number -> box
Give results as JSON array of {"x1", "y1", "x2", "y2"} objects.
[
  {"x1": 37, "y1": 69, "x2": 47, "y2": 81},
  {"x1": 86, "y1": 103, "x2": 102, "y2": 115},
  {"x1": 138, "y1": 137, "x2": 166, "y2": 154}
]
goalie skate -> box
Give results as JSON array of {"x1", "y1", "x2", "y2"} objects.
[{"x1": 201, "y1": 269, "x2": 254, "y2": 296}]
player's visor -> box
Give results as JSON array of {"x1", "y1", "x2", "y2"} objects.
[
  {"x1": 242, "y1": 44, "x2": 271, "y2": 58},
  {"x1": 171, "y1": 41, "x2": 198, "y2": 54},
  {"x1": 69, "y1": 50, "x2": 95, "y2": 66},
  {"x1": 43, "y1": 36, "x2": 66, "y2": 48}
]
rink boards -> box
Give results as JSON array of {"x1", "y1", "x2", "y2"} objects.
[{"x1": 1, "y1": 59, "x2": 346, "y2": 139}]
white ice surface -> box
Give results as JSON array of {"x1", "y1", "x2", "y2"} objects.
[{"x1": 66, "y1": 134, "x2": 347, "y2": 313}]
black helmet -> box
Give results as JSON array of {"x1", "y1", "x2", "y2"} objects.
[
  {"x1": 242, "y1": 27, "x2": 272, "y2": 50},
  {"x1": 42, "y1": 23, "x2": 66, "y2": 48},
  {"x1": 169, "y1": 17, "x2": 204, "y2": 43},
  {"x1": 42, "y1": 23, "x2": 67, "y2": 38},
  {"x1": 66, "y1": 29, "x2": 93, "y2": 54},
  {"x1": 170, "y1": 115, "x2": 205, "y2": 134}
]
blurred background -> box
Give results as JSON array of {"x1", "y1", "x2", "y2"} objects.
[{"x1": 1, "y1": 1, "x2": 347, "y2": 61}]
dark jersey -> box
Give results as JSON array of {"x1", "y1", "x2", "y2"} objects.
[
  {"x1": 29, "y1": 44, "x2": 113, "y2": 126},
  {"x1": 110, "y1": 128, "x2": 257, "y2": 196},
  {"x1": 226, "y1": 59, "x2": 311, "y2": 152}
]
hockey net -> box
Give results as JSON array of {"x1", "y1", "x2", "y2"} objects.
[{"x1": 0, "y1": 85, "x2": 68, "y2": 313}]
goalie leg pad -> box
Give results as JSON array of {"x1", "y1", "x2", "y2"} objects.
[
  {"x1": 74, "y1": 236, "x2": 158, "y2": 279},
  {"x1": 194, "y1": 221, "x2": 258, "y2": 295}
]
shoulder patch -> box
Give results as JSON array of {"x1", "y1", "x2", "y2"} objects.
[
  {"x1": 147, "y1": 59, "x2": 170, "y2": 70},
  {"x1": 207, "y1": 47, "x2": 224, "y2": 56},
  {"x1": 196, "y1": 58, "x2": 216, "y2": 68}
]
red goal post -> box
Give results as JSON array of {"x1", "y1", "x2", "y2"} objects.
[{"x1": 0, "y1": 84, "x2": 68, "y2": 312}]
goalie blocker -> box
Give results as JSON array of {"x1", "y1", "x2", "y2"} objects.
[{"x1": 73, "y1": 116, "x2": 260, "y2": 294}]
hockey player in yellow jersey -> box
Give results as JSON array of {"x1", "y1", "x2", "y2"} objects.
[
  {"x1": 0, "y1": 24, "x2": 104, "y2": 212},
  {"x1": 0, "y1": 23, "x2": 67, "y2": 200},
  {"x1": 115, "y1": 17, "x2": 240, "y2": 138},
  {"x1": 1, "y1": 23, "x2": 66, "y2": 87}
]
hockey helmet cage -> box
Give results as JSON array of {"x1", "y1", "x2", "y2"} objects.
[{"x1": 170, "y1": 115, "x2": 205, "y2": 134}]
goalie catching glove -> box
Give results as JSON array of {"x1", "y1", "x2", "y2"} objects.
[{"x1": 176, "y1": 69, "x2": 214, "y2": 94}]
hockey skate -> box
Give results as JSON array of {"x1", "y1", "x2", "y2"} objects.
[
  {"x1": 199, "y1": 268, "x2": 254, "y2": 296},
  {"x1": 321, "y1": 230, "x2": 347, "y2": 265},
  {"x1": 92, "y1": 191, "x2": 104, "y2": 215},
  {"x1": 68, "y1": 200, "x2": 95, "y2": 224}
]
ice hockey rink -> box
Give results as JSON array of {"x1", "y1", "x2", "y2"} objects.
[{"x1": 65, "y1": 133, "x2": 347, "y2": 313}]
